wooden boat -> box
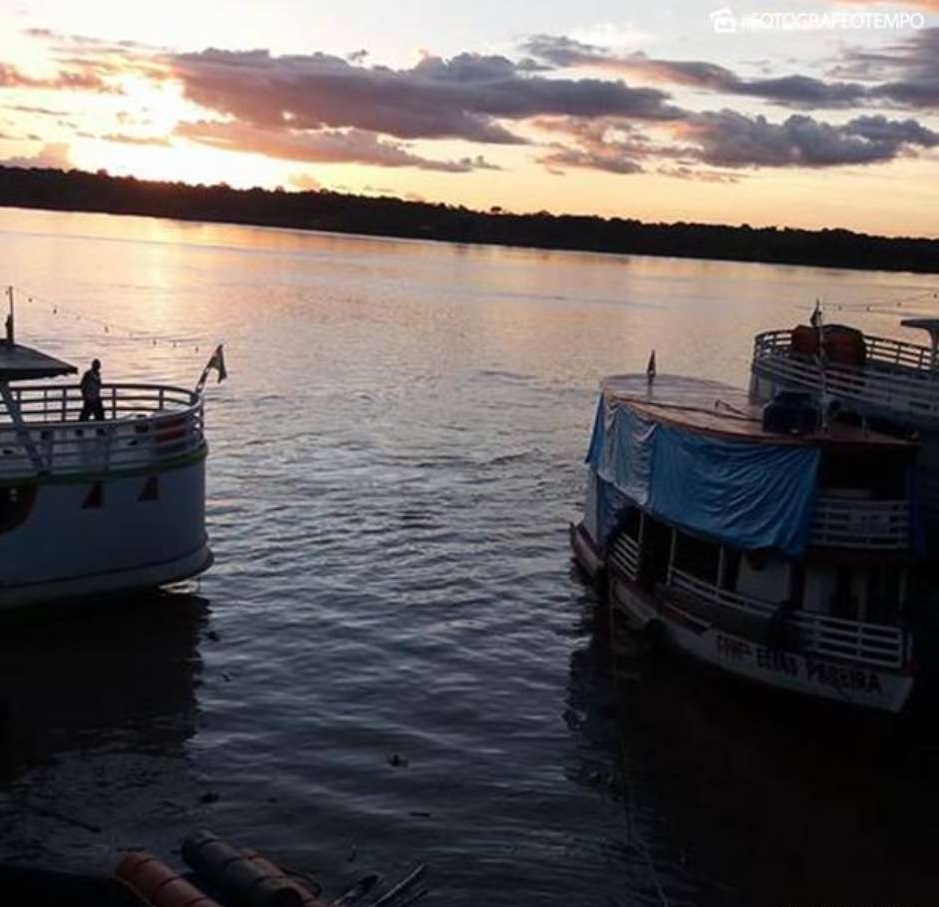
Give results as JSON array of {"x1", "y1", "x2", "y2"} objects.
[{"x1": 571, "y1": 373, "x2": 921, "y2": 713}]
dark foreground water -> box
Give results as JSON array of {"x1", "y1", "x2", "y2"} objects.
[{"x1": 2, "y1": 207, "x2": 939, "y2": 905}]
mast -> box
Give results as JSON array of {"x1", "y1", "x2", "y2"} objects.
[
  {"x1": 5, "y1": 285, "x2": 13, "y2": 345},
  {"x1": 1, "y1": 287, "x2": 53, "y2": 472}
]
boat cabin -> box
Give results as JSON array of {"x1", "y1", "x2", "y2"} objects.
[{"x1": 581, "y1": 375, "x2": 917, "y2": 675}]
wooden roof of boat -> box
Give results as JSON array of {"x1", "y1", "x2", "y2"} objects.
[
  {"x1": 600, "y1": 374, "x2": 914, "y2": 448},
  {"x1": 0, "y1": 341, "x2": 76, "y2": 381}
]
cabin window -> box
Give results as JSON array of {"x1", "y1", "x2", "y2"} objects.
[
  {"x1": 787, "y1": 564, "x2": 806, "y2": 608},
  {"x1": 672, "y1": 531, "x2": 720, "y2": 585},
  {"x1": 639, "y1": 516, "x2": 672, "y2": 588},
  {"x1": 139, "y1": 475, "x2": 159, "y2": 502},
  {"x1": 82, "y1": 482, "x2": 104, "y2": 509},
  {"x1": 865, "y1": 565, "x2": 902, "y2": 625},
  {"x1": 820, "y1": 449, "x2": 908, "y2": 498},
  {"x1": 720, "y1": 548, "x2": 742, "y2": 591},
  {"x1": 830, "y1": 566, "x2": 860, "y2": 620},
  {"x1": 737, "y1": 553, "x2": 789, "y2": 604},
  {"x1": 618, "y1": 506, "x2": 642, "y2": 541}
]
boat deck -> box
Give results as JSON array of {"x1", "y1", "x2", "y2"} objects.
[
  {"x1": 601, "y1": 374, "x2": 913, "y2": 448},
  {"x1": 0, "y1": 382, "x2": 205, "y2": 480}
]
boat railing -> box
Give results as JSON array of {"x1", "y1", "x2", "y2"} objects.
[
  {"x1": 668, "y1": 567, "x2": 906, "y2": 670},
  {"x1": 811, "y1": 495, "x2": 911, "y2": 550},
  {"x1": 756, "y1": 329, "x2": 936, "y2": 373},
  {"x1": 609, "y1": 532, "x2": 641, "y2": 581},
  {"x1": 0, "y1": 383, "x2": 204, "y2": 478},
  {"x1": 752, "y1": 330, "x2": 939, "y2": 422}
]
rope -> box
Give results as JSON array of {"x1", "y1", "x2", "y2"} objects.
[
  {"x1": 8, "y1": 284, "x2": 209, "y2": 352},
  {"x1": 770, "y1": 289, "x2": 939, "y2": 318}
]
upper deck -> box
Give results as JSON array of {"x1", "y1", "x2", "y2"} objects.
[
  {"x1": 751, "y1": 327, "x2": 939, "y2": 428},
  {"x1": 601, "y1": 374, "x2": 913, "y2": 450},
  {"x1": 0, "y1": 383, "x2": 205, "y2": 481},
  {"x1": 596, "y1": 374, "x2": 917, "y2": 554}
]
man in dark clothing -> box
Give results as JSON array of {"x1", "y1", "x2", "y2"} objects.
[{"x1": 79, "y1": 359, "x2": 104, "y2": 421}]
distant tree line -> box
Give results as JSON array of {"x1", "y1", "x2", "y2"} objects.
[{"x1": 0, "y1": 165, "x2": 936, "y2": 273}]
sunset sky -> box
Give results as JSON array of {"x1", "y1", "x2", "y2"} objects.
[{"x1": 1, "y1": 1, "x2": 938, "y2": 235}]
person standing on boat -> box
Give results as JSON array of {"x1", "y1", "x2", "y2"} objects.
[{"x1": 79, "y1": 359, "x2": 104, "y2": 421}]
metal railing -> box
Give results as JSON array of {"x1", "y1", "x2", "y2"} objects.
[
  {"x1": 0, "y1": 383, "x2": 204, "y2": 479},
  {"x1": 609, "y1": 532, "x2": 641, "y2": 581},
  {"x1": 668, "y1": 567, "x2": 906, "y2": 669},
  {"x1": 752, "y1": 330, "x2": 939, "y2": 423},
  {"x1": 811, "y1": 495, "x2": 910, "y2": 550}
]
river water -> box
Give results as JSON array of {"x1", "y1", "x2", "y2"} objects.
[{"x1": 1, "y1": 207, "x2": 939, "y2": 905}]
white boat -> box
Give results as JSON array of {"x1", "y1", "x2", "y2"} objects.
[
  {"x1": 0, "y1": 325, "x2": 217, "y2": 610},
  {"x1": 750, "y1": 318, "x2": 939, "y2": 541},
  {"x1": 571, "y1": 374, "x2": 920, "y2": 714}
]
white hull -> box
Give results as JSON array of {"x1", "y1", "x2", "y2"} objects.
[
  {"x1": 609, "y1": 574, "x2": 914, "y2": 714},
  {"x1": 0, "y1": 456, "x2": 211, "y2": 610},
  {"x1": 0, "y1": 543, "x2": 213, "y2": 610}
]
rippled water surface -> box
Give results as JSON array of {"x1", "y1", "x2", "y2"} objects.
[{"x1": 2, "y1": 208, "x2": 939, "y2": 905}]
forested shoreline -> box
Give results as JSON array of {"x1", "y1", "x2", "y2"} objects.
[{"x1": 1, "y1": 166, "x2": 937, "y2": 273}]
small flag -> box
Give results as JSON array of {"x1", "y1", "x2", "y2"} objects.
[
  {"x1": 195, "y1": 343, "x2": 228, "y2": 394},
  {"x1": 810, "y1": 300, "x2": 822, "y2": 327},
  {"x1": 208, "y1": 344, "x2": 227, "y2": 383}
]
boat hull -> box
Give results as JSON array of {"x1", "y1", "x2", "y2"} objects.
[
  {"x1": 0, "y1": 453, "x2": 212, "y2": 610},
  {"x1": 571, "y1": 521, "x2": 914, "y2": 714}
]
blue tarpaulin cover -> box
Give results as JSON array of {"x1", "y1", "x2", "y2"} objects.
[{"x1": 586, "y1": 396, "x2": 822, "y2": 556}]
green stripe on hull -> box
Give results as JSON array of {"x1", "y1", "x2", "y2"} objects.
[{"x1": 0, "y1": 445, "x2": 208, "y2": 488}]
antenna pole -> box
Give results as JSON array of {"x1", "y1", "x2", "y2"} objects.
[{"x1": 5, "y1": 286, "x2": 13, "y2": 345}]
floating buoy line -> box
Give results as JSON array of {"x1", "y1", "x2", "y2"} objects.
[
  {"x1": 7, "y1": 284, "x2": 210, "y2": 353},
  {"x1": 773, "y1": 288, "x2": 939, "y2": 318}
]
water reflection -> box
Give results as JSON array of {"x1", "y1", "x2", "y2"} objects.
[
  {"x1": 572, "y1": 589, "x2": 939, "y2": 906},
  {"x1": 0, "y1": 592, "x2": 208, "y2": 868},
  {"x1": 0, "y1": 591, "x2": 207, "y2": 780}
]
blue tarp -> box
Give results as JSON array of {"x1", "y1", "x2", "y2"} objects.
[{"x1": 586, "y1": 397, "x2": 822, "y2": 556}]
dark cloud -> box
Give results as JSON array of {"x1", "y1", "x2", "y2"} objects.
[
  {"x1": 534, "y1": 117, "x2": 662, "y2": 174},
  {"x1": 679, "y1": 110, "x2": 939, "y2": 168},
  {"x1": 535, "y1": 107, "x2": 939, "y2": 177},
  {"x1": 4, "y1": 103, "x2": 69, "y2": 116},
  {"x1": 523, "y1": 33, "x2": 939, "y2": 112},
  {"x1": 164, "y1": 48, "x2": 681, "y2": 145},
  {"x1": 101, "y1": 133, "x2": 171, "y2": 147},
  {"x1": 0, "y1": 60, "x2": 116, "y2": 92},
  {"x1": 175, "y1": 121, "x2": 501, "y2": 172},
  {"x1": 657, "y1": 165, "x2": 739, "y2": 183},
  {"x1": 522, "y1": 35, "x2": 871, "y2": 109},
  {"x1": 533, "y1": 116, "x2": 733, "y2": 181},
  {"x1": 834, "y1": 28, "x2": 939, "y2": 109},
  {"x1": 731, "y1": 75, "x2": 868, "y2": 107},
  {"x1": 11, "y1": 27, "x2": 939, "y2": 183}
]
